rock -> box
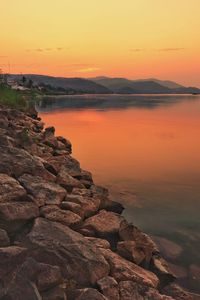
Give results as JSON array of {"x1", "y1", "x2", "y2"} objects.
[
  {"x1": 119, "y1": 220, "x2": 159, "y2": 266},
  {"x1": 162, "y1": 283, "x2": 193, "y2": 300},
  {"x1": 117, "y1": 241, "x2": 146, "y2": 265},
  {"x1": 0, "y1": 228, "x2": 10, "y2": 247},
  {"x1": 99, "y1": 197, "x2": 124, "y2": 214},
  {"x1": 0, "y1": 173, "x2": 27, "y2": 202},
  {"x1": 81, "y1": 210, "x2": 124, "y2": 246},
  {"x1": 73, "y1": 188, "x2": 92, "y2": 197},
  {"x1": 57, "y1": 136, "x2": 72, "y2": 153},
  {"x1": 0, "y1": 246, "x2": 27, "y2": 281},
  {"x1": 0, "y1": 279, "x2": 42, "y2": 300},
  {"x1": 40, "y1": 206, "x2": 82, "y2": 228},
  {"x1": 44, "y1": 126, "x2": 55, "y2": 136},
  {"x1": 66, "y1": 194, "x2": 100, "y2": 218},
  {"x1": 151, "y1": 236, "x2": 183, "y2": 261},
  {"x1": 84, "y1": 237, "x2": 111, "y2": 249},
  {"x1": 46, "y1": 155, "x2": 81, "y2": 176},
  {"x1": 56, "y1": 168, "x2": 84, "y2": 192},
  {"x1": 19, "y1": 174, "x2": 66, "y2": 207},
  {"x1": 100, "y1": 248, "x2": 159, "y2": 288},
  {"x1": 119, "y1": 281, "x2": 174, "y2": 300},
  {"x1": 151, "y1": 256, "x2": 176, "y2": 286},
  {"x1": 23, "y1": 218, "x2": 110, "y2": 285},
  {"x1": 37, "y1": 264, "x2": 62, "y2": 292},
  {"x1": 0, "y1": 146, "x2": 55, "y2": 181},
  {"x1": 90, "y1": 185, "x2": 109, "y2": 199},
  {"x1": 42, "y1": 286, "x2": 67, "y2": 300},
  {"x1": 97, "y1": 276, "x2": 119, "y2": 300},
  {"x1": 69, "y1": 288, "x2": 108, "y2": 300},
  {"x1": 74, "y1": 170, "x2": 93, "y2": 182},
  {"x1": 189, "y1": 264, "x2": 200, "y2": 292},
  {"x1": 0, "y1": 202, "x2": 39, "y2": 232},
  {"x1": 60, "y1": 201, "x2": 82, "y2": 215}
]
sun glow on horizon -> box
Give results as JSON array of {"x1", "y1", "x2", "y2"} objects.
[{"x1": 0, "y1": 0, "x2": 200, "y2": 86}]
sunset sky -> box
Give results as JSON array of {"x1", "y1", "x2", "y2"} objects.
[{"x1": 0, "y1": 0, "x2": 200, "y2": 86}]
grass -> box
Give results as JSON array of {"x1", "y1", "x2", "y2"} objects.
[{"x1": 0, "y1": 84, "x2": 27, "y2": 108}]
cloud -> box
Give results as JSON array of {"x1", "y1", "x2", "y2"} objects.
[
  {"x1": 158, "y1": 48, "x2": 185, "y2": 52},
  {"x1": 26, "y1": 47, "x2": 67, "y2": 52},
  {"x1": 0, "y1": 56, "x2": 8, "y2": 58},
  {"x1": 60, "y1": 63, "x2": 91, "y2": 68},
  {"x1": 130, "y1": 48, "x2": 145, "y2": 52},
  {"x1": 77, "y1": 67, "x2": 100, "y2": 73}
]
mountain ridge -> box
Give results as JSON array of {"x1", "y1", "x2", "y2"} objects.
[{"x1": 10, "y1": 74, "x2": 200, "y2": 94}]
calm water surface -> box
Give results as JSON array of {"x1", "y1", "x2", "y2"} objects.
[{"x1": 38, "y1": 94, "x2": 200, "y2": 291}]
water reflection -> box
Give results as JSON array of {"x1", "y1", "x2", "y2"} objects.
[
  {"x1": 38, "y1": 94, "x2": 200, "y2": 292},
  {"x1": 36, "y1": 94, "x2": 197, "y2": 112}
]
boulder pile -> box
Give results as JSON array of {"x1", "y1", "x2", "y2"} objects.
[{"x1": 0, "y1": 105, "x2": 195, "y2": 299}]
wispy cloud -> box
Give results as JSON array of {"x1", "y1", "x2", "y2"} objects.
[
  {"x1": 157, "y1": 47, "x2": 185, "y2": 52},
  {"x1": 77, "y1": 67, "x2": 100, "y2": 73},
  {"x1": 130, "y1": 48, "x2": 145, "y2": 52},
  {"x1": 60, "y1": 63, "x2": 91, "y2": 68},
  {"x1": 26, "y1": 47, "x2": 67, "y2": 52},
  {"x1": 0, "y1": 56, "x2": 8, "y2": 58}
]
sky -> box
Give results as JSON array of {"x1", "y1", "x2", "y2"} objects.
[{"x1": 0, "y1": 0, "x2": 200, "y2": 86}]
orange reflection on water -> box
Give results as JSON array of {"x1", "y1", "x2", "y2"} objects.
[{"x1": 40, "y1": 99, "x2": 200, "y2": 186}]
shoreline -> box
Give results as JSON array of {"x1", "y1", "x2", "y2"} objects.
[{"x1": 0, "y1": 104, "x2": 198, "y2": 299}]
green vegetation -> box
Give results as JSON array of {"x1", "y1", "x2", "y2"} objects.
[{"x1": 0, "y1": 84, "x2": 27, "y2": 108}]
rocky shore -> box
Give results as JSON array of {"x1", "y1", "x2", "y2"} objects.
[{"x1": 0, "y1": 105, "x2": 198, "y2": 299}]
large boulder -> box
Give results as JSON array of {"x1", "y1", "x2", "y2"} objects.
[
  {"x1": 22, "y1": 218, "x2": 110, "y2": 285},
  {"x1": 81, "y1": 210, "x2": 124, "y2": 245},
  {"x1": 66, "y1": 194, "x2": 100, "y2": 218},
  {"x1": 0, "y1": 173, "x2": 27, "y2": 203},
  {"x1": 56, "y1": 168, "x2": 84, "y2": 192},
  {"x1": 117, "y1": 240, "x2": 146, "y2": 265},
  {"x1": 40, "y1": 205, "x2": 82, "y2": 228},
  {"x1": 19, "y1": 174, "x2": 66, "y2": 207},
  {"x1": 0, "y1": 246, "x2": 27, "y2": 282},
  {"x1": 0, "y1": 202, "x2": 39, "y2": 232},
  {"x1": 100, "y1": 248, "x2": 159, "y2": 288},
  {"x1": 119, "y1": 220, "x2": 159, "y2": 266},
  {"x1": 46, "y1": 155, "x2": 81, "y2": 177},
  {"x1": 0, "y1": 146, "x2": 55, "y2": 181}
]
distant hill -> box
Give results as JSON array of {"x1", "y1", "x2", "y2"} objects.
[
  {"x1": 10, "y1": 74, "x2": 200, "y2": 94},
  {"x1": 90, "y1": 76, "x2": 200, "y2": 94},
  {"x1": 133, "y1": 78, "x2": 184, "y2": 89},
  {"x1": 91, "y1": 77, "x2": 171, "y2": 93},
  {"x1": 10, "y1": 74, "x2": 112, "y2": 94}
]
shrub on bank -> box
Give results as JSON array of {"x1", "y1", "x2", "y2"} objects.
[{"x1": 0, "y1": 84, "x2": 27, "y2": 108}]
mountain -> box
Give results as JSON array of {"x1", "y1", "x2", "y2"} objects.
[
  {"x1": 90, "y1": 77, "x2": 171, "y2": 93},
  {"x1": 133, "y1": 78, "x2": 184, "y2": 89},
  {"x1": 10, "y1": 74, "x2": 200, "y2": 94},
  {"x1": 10, "y1": 74, "x2": 112, "y2": 94},
  {"x1": 90, "y1": 76, "x2": 200, "y2": 94}
]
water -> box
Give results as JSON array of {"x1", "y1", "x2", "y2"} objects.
[{"x1": 38, "y1": 94, "x2": 200, "y2": 292}]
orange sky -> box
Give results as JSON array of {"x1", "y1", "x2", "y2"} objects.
[{"x1": 0, "y1": 0, "x2": 200, "y2": 87}]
